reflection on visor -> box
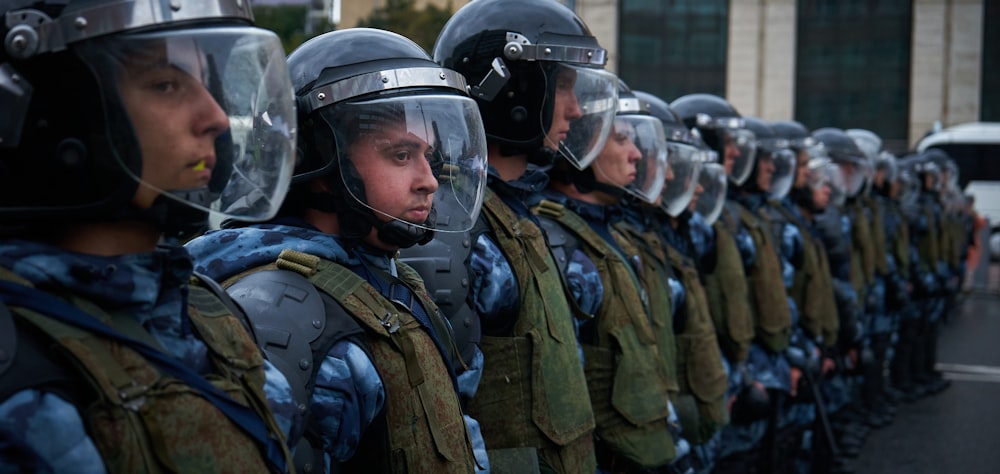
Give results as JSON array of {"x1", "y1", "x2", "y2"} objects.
[
  {"x1": 768, "y1": 148, "x2": 797, "y2": 200},
  {"x1": 695, "y1": 162, "x2": 727, "y2": 225},
  {"x1": 87, "y1": 27, "x2": 297, "y2": 223},
  {"x1": 661, "y1": 142, "x2": 702, "y2": 217},
  {"x1": 620, "y1": 115, "x2": 668, "y2": 203},
  {"x1": 555, "y1": 66, "x2": 619, "y2": 170},
  {"x1": 325, "y1": 94, "x2": 487, "y2": 233},
  {"x1": 724, "y1": 128, "x2": 757, "y2": 186}
]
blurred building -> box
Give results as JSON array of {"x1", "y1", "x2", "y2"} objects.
[{"x1": 576, "y1": 0, "x2": 997, "y2": 152}]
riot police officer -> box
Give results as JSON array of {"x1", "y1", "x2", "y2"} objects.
[
  {"x1": 403, "y1": 0, "x2": 621, "y2": 471},
  {"x1": 187, "y1": 28, "x2": 490, "y2": 473},
  {"x1": 0, "y1": 1, "x2": 300, "y2": 471}
]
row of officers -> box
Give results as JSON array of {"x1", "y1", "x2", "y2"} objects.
[{"x1": 0, "y1": 0, "x2": 974, "y2": 473}]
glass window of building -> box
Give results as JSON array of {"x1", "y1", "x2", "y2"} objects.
[
  {"x1": 618, "y1": 0, "x2": 728, "y2": 102},
  {"x1": 795, "y1": 0, "x2": 911, "y2": 152},
  {"x1": 983, "y1": 0, "x2": 999, "y2": 121}
]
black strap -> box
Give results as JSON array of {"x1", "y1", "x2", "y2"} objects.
[{"x1": 0, "y1": 280, "x2": 287, "y2": 473}]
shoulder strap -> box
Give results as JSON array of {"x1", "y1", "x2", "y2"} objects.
[{"x1": 0, "y1": 279, "x2": 289, "y2": 474}]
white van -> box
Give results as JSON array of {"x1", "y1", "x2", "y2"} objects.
[{"x1": 916, "y1": 122, "x2": 1000, "y2": 260}]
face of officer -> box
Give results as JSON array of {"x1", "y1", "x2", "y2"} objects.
[
  {"x1": 755, "y1": 154, "x2": 775, "y2": 192},
  {"x1": 592, "y1": 119, "x2": 641, "y2": 204},
  {"x1": 794, "y1": 149, "x2": 810, "y2": 188},
  {"x1": 722, "y1": 133, "x2": 740, "y2": 175},
  {"x1": 119, "y1": 40, "x2": 230, "y2": 209},
  {"x1": 544, "y1": 66, "x2": 584, "y2": 151},
  {"x1": 348, "y1": 123, "x2": 439, "y2": 229},
  {"x1": 813, "y1": 182, "x2": 831, "y2": 210}
]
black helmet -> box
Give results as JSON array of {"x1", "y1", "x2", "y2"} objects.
[
  {"x1": 1, "y1": 0, "x2": 297, "y2": 237},
  {"x1": 812, "y1": 127, "x2": 871, "y2": 198},
  {"x1": 634, "y1": 90, "x2": 707, "y2": 218},
  {"x1": 769, "y1": 120, "x2": 816, "y2": 152},
  {"x1": 433, "y1": 0, "x2": 617, "y2": 168},
  {"x1": 743, "y1": 116, "x2": 796, "y2": 200},
  {"x1": 287, "y1": 28, "x2": 488, "y2": 248},
  {"x1": 671, "y1": 93, "x2": 757, "y2": 186}
]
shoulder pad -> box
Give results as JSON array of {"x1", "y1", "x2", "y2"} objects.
[
  {"x1": 535, "y1": 214, "x2": 578, "y2": 278},
  {"x1": 227, "y1": 269, "x2": 362, "y2": 406},
  {"x1": 397, "y1": 230, "x2": 473, "y2": 318}
]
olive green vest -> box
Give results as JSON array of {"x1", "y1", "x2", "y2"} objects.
[
  {"x1": 721, "y1": 203, "x2": 792, "y2": 353},
  {"x1": 662, "y1": 244, "x2": 729, "y2": 444},
  {"x1": 472, "y1": 189, "x2": 597, "y2": 474},
  {"x1": 262, "y1": 250, "x2": 477, "y2": 474},
  {"x1": 704, "y1": 221, "x2": 755, "y2": 363},
  {"x1": 534, "y1": 199, "x2": 674, "y2": 469},
  {"x1": 849, "y1": 200, "x2": 876, "y2": 296},
  {"x1": 916, "y1": 203, "x2": 941, "y2": 272},
  {"x1": 775, "y1": 206, "x2": 840, "y2": 347},
  {"x1": 2, "y1": 269, "x2": 291, "y2": 474},
  {"x1": 887, "y1": 202, "x2": 912, "y2": 280},
  {"x1": 865, "y1": 196, "x2": 890, "y2": 276}
]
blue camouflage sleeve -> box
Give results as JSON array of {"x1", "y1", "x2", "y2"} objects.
[
  {"x1": 0, "y1": 390, "x2": 105, "y2": 474},
  {"x1": 261, "y1": 359, "x2": 300, "y2": 445},
  {"x1": 565, "y1": 248, "x2": 603, "y2": 317},
  {"x1": 310, "y1": 340, "x2": 386, "y2": 461},
  {"x1": 469, "y1": 234, "x2": 519, "y2": 321},
  {"x1": 734, "y1": 227, "x2": 757, "y2": 270}
]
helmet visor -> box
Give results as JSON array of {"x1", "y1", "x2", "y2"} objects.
[
  {"x1": 621, "y1": 115, "x2": 668, "y2": 203},
  {"x1": 325, "y1": 94, "x2": 488, "y2": 233},
  {"x1": 82, "y1": 27, "x2": 296, "y2": 222},
  {"x1": 695, "y1": 162, "x2": 727, "y2": 225},
  {"x1": 768, "y1": 148, "x2": 797, "y2": 200},
  {"x1": 723, "y1": 128, "x2": 758, "y2": 185},
  {"x1": 555, "y1": 66, "x2": 619, "y2": 170},
  {"x1": 661, "y1": 142, "x2": 703, "y2": 216}
]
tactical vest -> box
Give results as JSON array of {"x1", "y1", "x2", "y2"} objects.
[
  {"x1": 849, "y1": 200, "x2": 876, "y2": 294},
  {"x1": 887, "y1": 202, "x2": 912, "y2": 281},
  {"x1": 662, "y1": 244, "x2": 729, "y2": 444},
  {"x1": 775, "y1": 206, "x2": 839, "y2": 347},
  {"x1": 866, "y1": 196, "x2": 890, "y2": 276},
  {"x1": 612, "y1": 220, "x2": 679, "y2": 398},
  {"x1": 0, "y1": 268, "x2": 291, "y2": 473},
  {"x1": 469, "y1": 189, "x2": 597, "y2": 474},
  {"x1": 229, "y1": 251, "x2": 477, "y2": 474},
  {"x1": 534, "y1": 199, "x2": 674, "y2": 469},
  {"x1": 703, "y1": 221, "x2": 755, "y2": 363},
  {"x1": 915, "y1": 200, "x2": 941, "y2": 272},
  {"x1": 723, "y1": 202, "x2": 792, "y2": 353}
]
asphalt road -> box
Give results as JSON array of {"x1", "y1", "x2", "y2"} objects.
[{"x1": 854, "y1": 269, "x2": 1000, "y2": 474}]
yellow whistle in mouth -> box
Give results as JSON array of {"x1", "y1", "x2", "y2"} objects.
[{"x1": 193, "y1": 160, "x2": 206, "y2": 171}]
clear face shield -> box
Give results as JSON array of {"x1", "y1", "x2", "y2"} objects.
[
  {"x1": 875, "y1": 150, "x2": 899, "y2": 186},
  {"x1": 660, "y1": 138, "x2": 703, "y2": 217},
  {"x1": 549, "y1": 65, "x2": 619, "y2": 170},
  {"x1": 767, "y1": 146, "x2": 797, "y2": 200},
  {"x1": 835, "y1": 159, "x2": 869, "y2": 198},
  {"x1": 722, "y1": 127, "x2": 757, "y2": 186},
  {"x1": 824, "y1": 162, "x2": 848, "y2": 208},
  {"x1": 694, "y1": 151, "x2": 727, "y2": 225},
  {"x1": 618, "y1": 115, "x2": 668, "y2": 203},
  {"x1": 323, "y1": 94, "x2": 488, "y2": 233},
  {"x1": 898, "y1": 170, "x2": 921, "y2": 206},
  {"x1": 81, "y1": 27, "x2": 296, "y2": 222}
]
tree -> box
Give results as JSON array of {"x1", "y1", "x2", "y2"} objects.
[
  {"x1": 253, "y1": 5, "x2": 335, "y2": 54},
  {"x1": 356, "y1": 0, "x2": 454, "y2": 53}
]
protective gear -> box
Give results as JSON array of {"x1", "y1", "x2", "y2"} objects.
[
  {"x1": 462, "y1": 189, "x2": 599, "y2": 474},
  {"x1": 769, "y1": 120, "x2": 815, "y2": 153},
  {"x1": 239, "y1": 250, "x2": 478, "y2": 474},
  {"x1": 433, "y1": 0, "x2": 618, "y2": 168},
  {"x1": 1, "y1": 0, "x2": 296, "y2": 236},
  {"x1": 0, "y1": 270, "x2": 293, "y2": 473},
  {"x1": 613, "y1": 83, "x2": 668, "y2": 203},
  {"x1": 287, "y1": 28, "x2": 487, "y2": 249},
  {"x1": 812, "y1": 128, "x2": 869, "y2": 197},
  {"x1": 633, "y1": 90, "x2": 704, "y2": 217},
  {"x1": 534, "y1": 199, "x2": 675, "y2": 468},
  {"x1": 671, "y1": 93, "x2": 757, "y2": 186},
  {"x1": 845, "y1": 128, "x2": 882, "y2": 194},
  {"x1": 742, "y1": 117, "x2": 796, "y2": 200}
]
